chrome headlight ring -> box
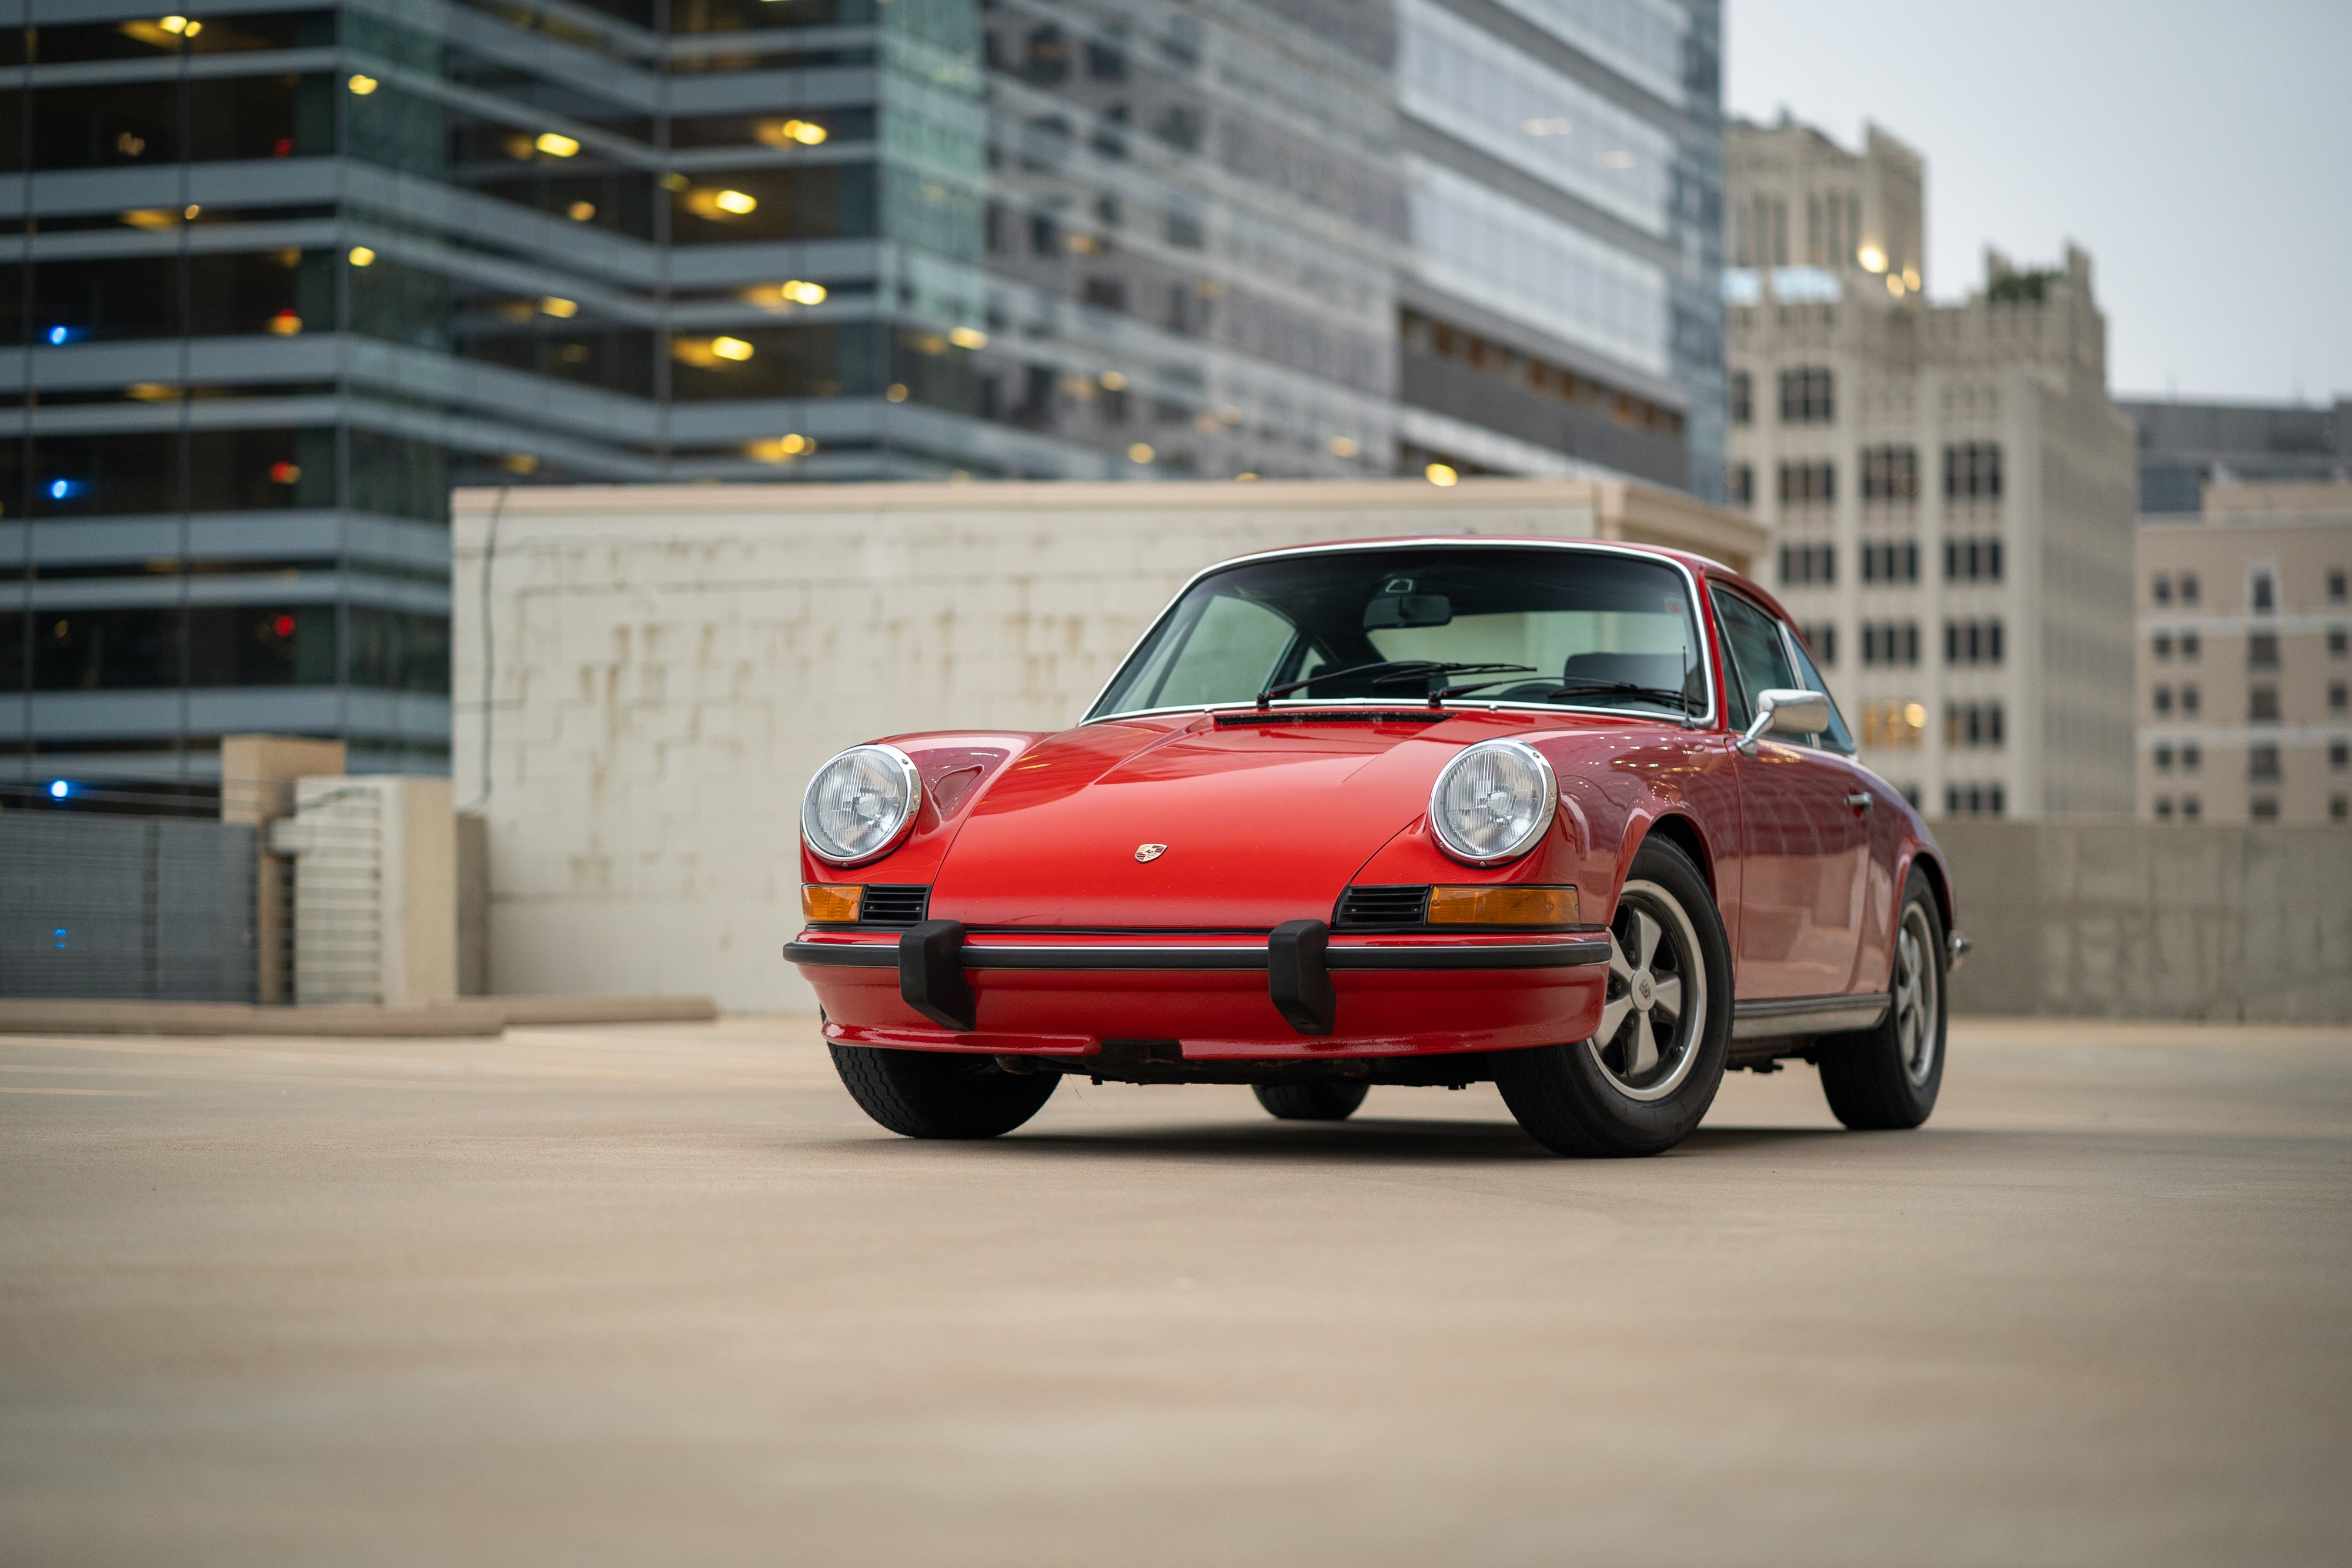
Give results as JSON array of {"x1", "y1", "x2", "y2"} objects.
[
  {"x1": 1428, "y1": 738, "x2": 1559, "y2": 866},
  {"x1": 801, "y1": 743, "x2": 924, "y2": 867}
]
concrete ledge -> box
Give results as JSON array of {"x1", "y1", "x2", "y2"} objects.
[{"x1": 0, "y1": 995, "x2": 718, "y2": 1038}]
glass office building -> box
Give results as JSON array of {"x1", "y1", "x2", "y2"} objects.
[{"x1": 2, "y1": 0, "x2": 1719, "y2": 784}]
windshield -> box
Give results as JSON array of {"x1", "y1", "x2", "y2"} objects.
[{"x1": 1088, "y1": 547, "x2": 1708, "y2": 721}]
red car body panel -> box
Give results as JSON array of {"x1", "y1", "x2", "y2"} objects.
[{"x1": 790, "y1": 539, "x2": 1950, "y2": 1062}]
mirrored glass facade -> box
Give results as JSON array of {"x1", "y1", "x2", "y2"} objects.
[{"x1": 2, "y1": 0, "x2": 1719, "y2": 782}]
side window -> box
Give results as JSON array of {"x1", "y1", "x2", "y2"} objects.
[
  {"x1": 1784, "y1": 626, "x2": 1856, "y2": 753},
  {"x1": 1711, "y1": 587, "x2": 1798, "y2": 728}
]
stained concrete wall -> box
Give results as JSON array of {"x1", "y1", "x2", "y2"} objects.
[
  {"x1": 1938, "y1": 821, "x2": 2352, "y2": 1022},
  {"x1": 450, "y1": 478, "x2": 1763, "y2": 1011}
]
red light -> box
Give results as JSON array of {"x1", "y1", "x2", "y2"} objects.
[
  {"x1": 273, "y1": 138, "x2": 293, "y2": 157},
  {"x1": 268, "y1": 460, "x2": 300, "y2": 484},
  {"x1": 273, "y1": 615, "x2": 295, "y2": 638}
]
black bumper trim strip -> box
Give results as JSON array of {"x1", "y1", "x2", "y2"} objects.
[{"x1": 784, "y1": 939, "x2": 1611, "y2": 973}]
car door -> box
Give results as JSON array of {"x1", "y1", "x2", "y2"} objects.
[{"x1": 1710, "y1": 586, "x2": 1870, "y2": 1000}]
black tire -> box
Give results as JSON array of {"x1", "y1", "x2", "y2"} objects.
[
  {"x1": 1816, "y1": 870, "x2": 1947, "y2": 1130},
  {"x1": 1491, "y1": 836, "x2": 1733, "y2": 1157},
  {"x1": 1252, "y1": 1082, "x2": 1369, "y2": 1121},
  {"x1": 828, "y1": 1044, "x2": 1059, "y2": 1139}
]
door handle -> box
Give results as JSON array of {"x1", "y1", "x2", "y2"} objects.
[{"x1": 1845, "y1": 791, "x2": 1875, "y2": 813}]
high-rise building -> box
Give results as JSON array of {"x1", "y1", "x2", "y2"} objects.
[
  {"x1": 2136, "y1": 480, "x2": 2352, "y2": 825},
  {"x1": 2, "y1": 0, "x2": 1722, "y2": 790},
  {"x1": 1723, "y1": 115, "x2": 2136, "y2": 819},
  {"x1": 2114, "y1": 396, "x2": 2351, "y2": 514}
]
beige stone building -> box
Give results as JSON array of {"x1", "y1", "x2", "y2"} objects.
[
  {"x1": 1725, "y1": 117, "x2": 2137, "y2": 818},
  {"x1": 2136, "y1": 481, "x2": 2352, "y2": 824}
]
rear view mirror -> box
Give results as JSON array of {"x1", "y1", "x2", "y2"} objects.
[
  {"x1": 1738, "y1": 688, "x2": 1830, "y2": 753},
  {"x1": 1364, "y1": 594, "x2": 1452, "y2": 630}
]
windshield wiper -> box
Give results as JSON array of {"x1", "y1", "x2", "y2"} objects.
[
  {"x1": 1257, "y1": 658, "x2": 1442, "y2": 709},
  {"x1": 1544, "y1": 679, "x2": 1700, "y2": 726}
]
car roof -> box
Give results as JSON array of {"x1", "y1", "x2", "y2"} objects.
[{"x1": 1192, "y1": 535, "x2": 1793, "y2": 625}]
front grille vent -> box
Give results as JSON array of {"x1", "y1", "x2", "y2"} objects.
[
  {"x1": 858, "y1": 885, "x2": 931, "y2": 925},
  {"x1": 1337, "y1": 885, "x2": 1431, "y2": 927}
]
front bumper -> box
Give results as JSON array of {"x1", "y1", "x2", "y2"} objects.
[{"x1": 786, "y1": 918, "x2": 1611, "y2": 1059}]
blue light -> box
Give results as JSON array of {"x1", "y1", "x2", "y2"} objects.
[
  {"x1": 48, "y1": 779, "x2": 69, "y2": 799},
  {"x1": 45, "y1": 325, "x2": 67, "y2": 345},
  {"x1": 48, "y1": 479, "x2": 73, "y2": 500}
]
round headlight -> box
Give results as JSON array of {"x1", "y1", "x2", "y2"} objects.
[
  {"x1": 801, "y1": 744, "x2": 923, "y2": 865},
  {"x1": 1428, "y1": 739, "x2": 1558, "y2": 865}
]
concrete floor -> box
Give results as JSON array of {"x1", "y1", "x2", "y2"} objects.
[{"x1": 1, "y1": 1018, "x2": 2346, "y2": 1567}]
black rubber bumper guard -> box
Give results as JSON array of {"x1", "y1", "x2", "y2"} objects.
[{"x1": 784, "y1": 919, "x2": 1611, "y2": 1037}]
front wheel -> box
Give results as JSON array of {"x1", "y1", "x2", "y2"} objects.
[
  {"x1": 1815, "y1": 871, "x2": 1946, "y2": 1130},
  {"x1": 829, "y1": 1044, "x2": 1058, "y2": 1139},
  {"x1": 1491, "y1": 837, "x2": 1733, "y2": 1157}
]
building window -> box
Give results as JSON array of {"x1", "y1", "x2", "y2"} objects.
[
  {"x1": 1729, "y1": 463, "x2": 1754, "y2": 506},
  {"x1": 2180, "y1": 572, "x2": 2200, "y2": 606},
  {"x1": 2152, "y1": 573, "x2": 2172, "y2": 606},
  {"x1": 1778, "y1": 462, "x2": 1836, "y2": 504},
  {"x1": 1799, "y1": 622, "x2": 1836, "y2": 665},
  {"x1": 2248, "y1": 631, "x2": 2280, "y2": 668},
  {"x1": 2250, "y1": 570, "x2": 2276, "y2": 614},
  {"x1": 1862, "y1": 622, "x2": 1920, "y2": 666},
  {"x1": 1860, "y1": 541, "x2": 1919, "y2": 584},
  {"x1": 2182, "y1": 795, "x2": 2201, "y2": 820},
  {"x1": 2154, "y1": 743, "x2": 2174, "y2": 771},
  {"x1": 2156, "y1": 797, "x2": 2174, "y2": 820},
  {"x1": 1860, "y1": 445, "x2": 1918, "y2": 500},
  {"x1": 2181, "y1": 630, "x2": 2201, "y2": 660},
  {"x1": 2183, "y1": 742, "x2": 2201, "y2": 771},
  {"x1": 1778, "y1": 543, "x2": 1836, "y2": 586},
  {"x1": 2331, "y1": 682, "x2": 2347, "y2": 715},
  {"x1": 1943, "y1": 783, "x2": 2006, "y2": 817},
  {"x1": 2153, "y1": 685, "x2": 2173, "y2": 716},
  {"x1": 1729, "y1": 371, "x2": 1752, "y2": 426},
  {"x1": 2333, "y1": 740, "x2": 2350, "y2": 771},
  {"x1": 2330, "y1": 628, "x2": 2348, "y2": 658},
  {"x1": 2153, "y1": 631, "x2": 2173, "y2": 659},
  {"x1": 2331, "y1": 569, "x2": 2347, "y2": 605},
  {"x1": 2250, "y1": 686, "x2": 2281, "y2": 723},
  {"x1": 2251, "y1": 796, "x2": 2281, "y2": 821},
  {"x1": 1779, "y1": 367, "x2": 1834, "y2": 423},
  {"x1": 1945, "y1": 537, "x2": 2004, "y2": 582},
  {"x1": 1946, "y1": 701, "x2": 2004, "y2": 748},
  {"x1": 2181, "y1": 683, "x2": 2201, "y2": 715},
  {"x1": 1945, "y1": 618, "x2": 2005, "y2": 665},
  {"x1": 1943, "y1": 442, "x2": 2003, "y2": 499},
  {"x1": 1860, "y1": 700, "x2": 1926, "y2": 749},
  {"x1": 2333, "y1": 795, "x2": 2349, "y2": 823},
  {"x1": 2249, "y1": 743, "x2": 2281, "y2": 782}
]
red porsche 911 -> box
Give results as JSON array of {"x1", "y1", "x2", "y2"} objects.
[{"x1": 786, "y1": 537, "x2": 1964, "y2": 1157}]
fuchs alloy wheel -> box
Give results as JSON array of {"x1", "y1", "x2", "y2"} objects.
[
  {"x1": 1816, "y1": 870, "x2": 1947, "y2": 1130},
  {"x1": 1252, "y1": 1082, "x2": 1369, "y2": 1121},
  {"x1": 1491, "y1": 836, "x2": 1732, "y2": 1157},
  {"x1": 829, "y1": 1044, "x2": 1058, "y2": 1139}
]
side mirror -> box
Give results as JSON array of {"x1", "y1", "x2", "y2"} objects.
[{"x1": 1737, "y1": 687, "x2": 1830, "y2": 753}]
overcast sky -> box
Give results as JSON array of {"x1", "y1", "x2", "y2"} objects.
[{"x1": 1724, "y1": 0, "x2": 2352, "y2": 405}]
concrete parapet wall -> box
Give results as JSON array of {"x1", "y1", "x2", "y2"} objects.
[{"x1": 1938, "y1": 821, "x2": 2352, "y2": 1021}]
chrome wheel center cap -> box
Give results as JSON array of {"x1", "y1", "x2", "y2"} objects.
[{"x1": 1629, "y1": 969, "x2": 1656, "y2": 1010}]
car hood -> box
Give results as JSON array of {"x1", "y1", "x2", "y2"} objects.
[{"x1": 927, "y1": 711, "x2": 1509, "y2": 928}]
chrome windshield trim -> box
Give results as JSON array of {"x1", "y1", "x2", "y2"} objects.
[{"x1": 1083, "y1": 539, "x2": 1721, "y2": 730}]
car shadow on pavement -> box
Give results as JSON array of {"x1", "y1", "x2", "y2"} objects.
[{"x1": 814, "y1": 1117, "x2": 1864, "y2": 1165}]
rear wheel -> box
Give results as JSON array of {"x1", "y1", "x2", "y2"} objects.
[
  {"x1": 829, "y1": 1044, "x2": 1059, "y2": 1139},
  {"x1": 1491, "y1": 837, "x2": 1732, "y2": 1157},
  {"x1": 1252, "y1": 1082, "x2": 1369, "y2": 1121},
  {"x1": 1816, "y1": 871, "x2": 1946, "y2": 1130}
]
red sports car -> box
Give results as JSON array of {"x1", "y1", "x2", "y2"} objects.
[{"x1": 787, "y1": 537, "x2": 1963, "y2": 1157}]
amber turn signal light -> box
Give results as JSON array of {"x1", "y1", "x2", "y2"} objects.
[
  {"x1": 801, "y1": 884, "x2": 863, "y2": 922},
  {"x1": 1426, "y1": 885, "x2": 1578, "y2": 926}
]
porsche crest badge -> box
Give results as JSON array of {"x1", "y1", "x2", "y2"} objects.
[{"x1": 1134, "y1": 843, "x2": 1168, "y2": 863}]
